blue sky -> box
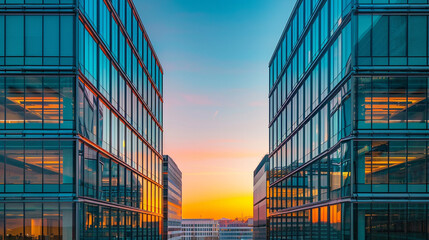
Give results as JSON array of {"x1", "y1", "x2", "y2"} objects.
[{"x1": 134, "y1": 0, "x2": 295, "y2": 219}]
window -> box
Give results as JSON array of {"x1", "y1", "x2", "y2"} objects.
[
  {"x1": 6, "y1": 15, "x2": 24, "y2": 65},
  {"x1": 78, "y1": 82, "x2": 97, "y2": 143},
  {"x1": 82, "y1": 144, "x2": 97, "y2": 198},
  {"x1": 60, "y1": 16, "x2": 74, "y2": 65},
  {"x1": 5, "y1": 141, "x2": 24, "y2": 192},
  {"x1": 408, "y1": 16, "x2": 427, "y2": 65},
  {"x1": 5, "y1": 77, "x2": 24, "y2": 129},
  {"x1": 25, "y1": 16, "x2": 42, "y2": 65},
  {"x1": 99, "y1": 50, "x2": 111, "y2": 100},
  {"x1": 43, "y1": 141, "x2": 60, "y2": 192},
  {"x1": 389, "y1": 16, "x2": 406, "y2": 64},
  {"x1": 44, "y1": 16, "x2": 60, "y2": 65},
  {"x1": 99, "y1": 101, "x2": 111, "y2": 152},
  {"x1": 44, "y1": 77, "x2": 60, "y2": 129},
  {"x1": 60, "y1": 77, "x2": 74, "y2": 129},
  {"x1": 79, "y1": 22, "x2": 97, "y2": 83},
  {"x1": 99, "y1": 0, "x2": 111, "y2": 48},
  {"x1": 372, "y1": 15, "x2": 388, "y2": 65},
  {"x1": 100, "y1": 154, "x2": 110, "y2": 202}
]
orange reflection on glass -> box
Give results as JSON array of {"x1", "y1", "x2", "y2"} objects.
[
  {"x1": 7, "y1": 96, "x2": 62, "y2": 122},
  {"x1": 311, "y1": 208, "x2": 319, "y2": 223},
  {"x1": 320, "y1": 206, "x2": 328, "y2": 223}
]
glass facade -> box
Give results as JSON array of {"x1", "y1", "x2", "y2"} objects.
[
  {"x1": 0, "y1": 0, "x2": 163, "y2": 239},
  {"x1": 268, "y1": 0, "x2": 429, "y2": 239},
  {"x1": 162, "y1": 155, "x2": 183, "y2": 240},
  {"x1": 253, "y1": 155, "x2": 269, "y2": 240}
]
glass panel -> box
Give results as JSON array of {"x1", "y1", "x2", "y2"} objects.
[
  {"x1": 389, "y1": 141, "x2": 406, "y2": 192},
  {"x1": 43, "y1": 203, "x2": 60, "y2": 240},
  {"x1": 371, "y1": 141, "x2": 388, "y2": 192},
  {"x1": 25, "y1": 77, "x2": 43, "y2": 129},
  {"x1": 25, "y1": 141, "x2": 43, "y2": 192},
  {"x1": 25, "y1": 16, "x2": 42, "y2": 65},
  {"x1": 372, "y1": 77, "x2": 388, "y2": 129},
  {"x1": 407, "y1": 141, "x2": 426, "y2": 192},
  {"x1": 5, "y1": 203, "x2": 24, "y2": 239},
  {"x1": 25, "y1": 203, "x2": 43, "y2": 240},
  {"x1": 6, "y1": 15, "x2": 24, "y2": 65},
  {"x1": 60, "y1": 141, "x2": 74, "y2": 193},
  {"x1": 43, "y1": 16, "x2": 60, "y2": 65},
  {"x1": 6, "y1": 77, "x2": 25, "y2": 129},
  {"x1": 389, "y1": 77, "x2": 407, "y2": 129},
  {"x1": 44, "y1": 77, "x2": 60, "y2": 129},
  {"x1": 5, "y1": 140, "x2": 24, "y2": 192},
  {"x1": 44, "y1": 141, "x2": 60, "y2": 192},
  {"x1": 408, "y1": 77, "x2": 427, "y2": 129}
]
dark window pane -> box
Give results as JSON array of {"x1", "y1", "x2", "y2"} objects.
[
  {"x1": 371, "y1": 141, "x2": 389, "y2": 188},
  {"x1": 389, "y1": 77, "x2": 407, "y2": 129},
  {"x1": 6, "y1": 77, "x2": 25, "y2": 129},
  {"x1": 5, "y1": 203, "x2": 24, "y2": 239},
  {"x1": 0, "y1": 141, "x2": 4, "y2": 192},
  {"x1": 6, "y1": 16, "x2": 24, "y2": 57},
  {"x1": 25, "y1": 76, "x2": 43, "y2": 129},
  {"x1": 408, "y1": 16, "x2": 427, "y2": 57},
  {"x1": 25, "y1": 141, "x2": 43, "y2": 192},
  {"x1": 389, "y1": 16, "x2": 406, "y2": 57},
  {"x1": 408, "y1": 77, "x2": 427, "y2": 129},
  {"x1": 407, "y1": 141, "x2": 426, "y2": 189},
  {"x1": 60, "y1": 15, "x2": 74, "y2": 57},
  {"x1": 25, "y1": 203, "x2": 43, "y2": 239},
  {"x1": 44, "y1": 77, "x2": 60, "y2": 129},
  {"x1": 44, "y1": 141, "x2": 60, "y2": 192},
  {"x1": 372, "y1": 77, "x2": 388, "y2": 129},
  {"x1": 43, "y1": 16, "x2": 59, "y2": 57},
  {"x1": 60, "y1": 141, "x2": 74, "y2": 192},
  {"x1": 358, "y1": 15, "x2": 371, "y2": 57},
  {"x1": 101, "y1": 154, "x2": 110, "y2": 201},
  {"x1": 83, "y1": 145, "x2": 97, "y2": 198},
  {"x1": 43, "y1": 203, "x2": 60, "y2": 239},
  {"x1": 5, "y1": 140, "x2": 24, "y2": 191},
  {"x1": 60, "y1": 77, "x2": 74, "y2": 129},
  {"x1": 25, "y1": 16, "x2": 42, "y2": 65}
]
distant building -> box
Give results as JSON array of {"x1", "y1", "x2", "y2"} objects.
[
  {"x1": 183, "y1": 219, "x2": 219, "y2": 240},
  {"x1": 163, "y1": 155, "x2": 183, "y2": 240},
  {"x1": 217, "y1": 218, "x2": 233, "y2": 228},
  {"x1": 253, "y1": 155, "x2": 269, "y2": 239},
  {"x1": 219, "y1": 219, "x2": 253, "y2": 240}
]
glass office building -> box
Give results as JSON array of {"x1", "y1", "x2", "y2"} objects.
[
  {"x1": 268, "y1": 0, "x2": 429, "y2": 239},
  {"x1": 253, "y1": 155, "x2": 269, "y2": 240},
  {"x1": 163, "y1": 155, "x2": 183, "y2": 240},
  {"x1": 0, "y1": 0, "x2": 164, "y2": 239}
]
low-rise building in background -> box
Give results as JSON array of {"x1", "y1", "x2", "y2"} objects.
[
  {"x1": 219, "y1": 218, "x2": 253, "y2": 240},
  {"x1": 253, "y1": 155, "x2": 269, "y2": 239},
  {"x1": 163, "y1": 155, "x2": 183, "y2": 239},
  {"x1": 183, "y1": 219, "x2": 219, "y2": 240}
]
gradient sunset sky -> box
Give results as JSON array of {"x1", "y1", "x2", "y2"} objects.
[{"x1": 135, "y1": 0, "x2": 295, "y2": 220}]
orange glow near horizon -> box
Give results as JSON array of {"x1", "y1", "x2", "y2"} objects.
[{"x1": 164, "y1": 117, "x2": 267, "y2": 220}]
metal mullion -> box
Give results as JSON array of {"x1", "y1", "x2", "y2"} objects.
[
  {"x1": 269, "y1": 15, "x2": 352, "y2": 128},
  {"x1": 270, "y1": 0, "x2": 329, "y2": 96},
  {"x1": 94, "y1": 4, "x2": 162, "y2": 102},
  {"x1": 78, "y1": 15, "x2": 163, "y2": 131}
]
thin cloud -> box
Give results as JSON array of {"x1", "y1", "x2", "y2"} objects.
[
  {"x1": 213, "y1": 110, "x2": 219, "y2": 118},
  {"x1": 182, "y1": 94, "x2": 215, "y2": 106}
]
